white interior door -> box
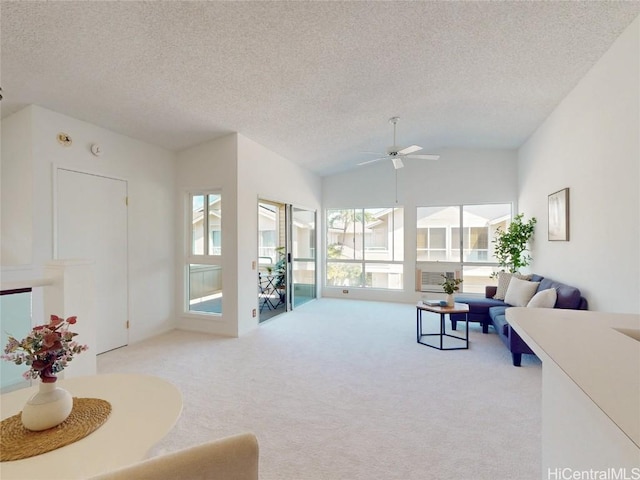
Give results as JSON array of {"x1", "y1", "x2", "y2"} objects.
[{"x1": 56, "y1": 169, "x2": 128, "y2": 353}]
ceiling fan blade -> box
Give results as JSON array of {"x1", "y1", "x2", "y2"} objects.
[
  {"x1": 398, "y1": 145, "x2": 422, "y2": 155},
  {"x1": 357, "y1": 157, "x2": 387, "y2": 166},
  {"x1": 405, "y1": 154, "x2": 440, "y2": 160},
  {"x1": 392, "y1": 158, "x2": 404, "y2": 169}
]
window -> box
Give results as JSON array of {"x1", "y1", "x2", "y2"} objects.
[
  {"x1": 326, "y1": 208, "x2": 403, "y2": 289},
  {"x1": 416, "y1": 204, "x2": 511, "y2": 293},
  {"x1": 188, "y1": 193, "x2": 222, "y2": 314}
]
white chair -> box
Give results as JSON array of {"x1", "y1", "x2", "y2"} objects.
[{"x1": 89, "y1": 433, "x2": 259, "y2": 480}]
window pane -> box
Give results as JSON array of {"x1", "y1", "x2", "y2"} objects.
[
  {"x1": 417, "y1": 206, "x2": 461, "y2": 263},
  {"x1": 292, "y1": 207, "x2": 316, "y2": 308},
  {"x1": 259, "y1": 202, "x2": 278, "y2": 262},
  {"x1": 464, "y1": 227, "x2": 489, "y2": 261},
  {"x1": 430, "y1": 228, "x2": 447, "y2": 261},
  {"x1": 326, "y1": 207, "x2": 403, "y2": 291},
  {"x1": 327, "y1": 209, "x2": 358, "y2": 260},
  {"x1": 417, "y1": 229, "x2": 428, "y2": 261},
  {"x1": 192, "y1": 195, "x2": 205, "y2": 255},
  {"x1": 188, "y1": 264, "x2": 222, "y2": 314},
  {"x1": 463, "y1": 204, "x2": 511, "y2": 263},
  {"x1": 208, "y1": 194, "x2": 221, "y2": 256},
  {"x1": 451, "y1": 227, "x2": 461, "y2": 261},
  {"x1": 353, "y1": 209, "x2": 364, "y2": 260},
  {"x1": 365, "y1": 208, "x2": 390, "y2": 261},
  {"x1": 431, "y1": 228, "x2": 447, "y2": 249},
  {"x1": 417, "y1": 204, "x2": 513, "y2": 292},
  {"x1": 364, "y1": 263, "x2": 403, "y2": 289},
  {"x1": 326, "y1": 262, "x2": 363, "y2": 287},
  {"x1": 467, "y1": 227, "x2": 488, "y2": 249}
]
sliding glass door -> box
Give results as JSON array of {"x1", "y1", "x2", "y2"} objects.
[
  {"x1": 291, "y1": 207, "x2": 316, "y2": 308},
  {"x1": 258, "y1": 200, "x2": 286, "y2": 322},
  {"x1": 258, "y1": 200, "x2": 316, "y2": 321}
]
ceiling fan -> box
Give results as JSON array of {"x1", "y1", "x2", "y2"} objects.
[{"x1": 357, "y1": 117, "x2": 440, "y2": 169}]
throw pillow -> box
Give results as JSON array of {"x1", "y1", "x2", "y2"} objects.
[
  {"x1": 527, "y1": 288, "x2": 557, "y2": 308},
  {"x1": 504, "y1": 277, "x2": 540, "y2": 307},
  {"x1": 493, "y1": 272, "x2": 533, "y2": 300}
]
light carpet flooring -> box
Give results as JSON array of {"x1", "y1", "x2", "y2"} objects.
[{"x1": 97, "y1": 298, "x2": 542, "y2": 480}]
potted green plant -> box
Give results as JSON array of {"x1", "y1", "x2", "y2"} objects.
[
  {"x1": 492, "y1": 213, "x2": 537, "y2": 275},
  {"x1": 440, "y1": 274, "x2": 463, "y2": 307},
  {"x1": 271, "y1": 246, "x2": 286, "y2": 290}
]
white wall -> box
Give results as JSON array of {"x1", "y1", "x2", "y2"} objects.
[
  {"x1": 518, "y1": 16, "x2": 639, "y2": 314},
  {"x1": 175, "y1": 133, "x2": 322, "y2": 336},
  {"x1": 1, "y1": 108, "x2": 33, "y2": 265},
  {"x1": 1, "y1": 105, "x2": 177, "y2": 342},
  {"x1": 322, "y1": 148, "x2": 519, "y2": 302}
]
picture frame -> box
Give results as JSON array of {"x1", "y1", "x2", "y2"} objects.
[{"x1": 548, "y1": 188, "x2": 569, "y2": 241}]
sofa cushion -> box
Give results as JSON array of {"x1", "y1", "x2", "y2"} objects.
[
  {"x1": 527, "y1": 288, "x2": 557, "y2": 308},
  {"x1": 489, "y1": 307, "x2": 510, "y2": 336},
  {"x1": 493, "y1": 272, "x2": 532, "y2": 300},
  {"x1": 504, "y1": 277, "x2": 540, "y2": 307},
  {"x1": 454, "y1": 295, "x2": 506, "y2": 315},
  {"x1": 538, "y1": 278, "x2": 582, "y2": 309}
]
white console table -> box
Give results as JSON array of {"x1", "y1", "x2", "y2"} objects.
[
  {"x1": 0, "y1": 373, "x2": 183, "y2": 479},
  {"x1": 507, "y1": 308, "x2": 640, "y2": 476}
]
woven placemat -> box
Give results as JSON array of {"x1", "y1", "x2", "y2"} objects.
[{"x1": 1, "y1": 397, "x2": 112, "y2": 461}]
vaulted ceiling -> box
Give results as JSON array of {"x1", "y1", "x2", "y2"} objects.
[{"x1": 2, "y1": 2, "x2": 638, "y2": 176}]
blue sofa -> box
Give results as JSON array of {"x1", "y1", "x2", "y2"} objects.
[{"x1": 451, "y1": 274, "x2": 588, "y2": 366}]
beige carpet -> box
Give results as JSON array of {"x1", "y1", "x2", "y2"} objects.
[{"x1": 97, "y1": 298, "x2": 542, "y2": 480}]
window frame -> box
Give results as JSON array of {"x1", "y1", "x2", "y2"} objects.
[
  {"x1": 186, "y1": 191, "x2": 223, "y2": 316},
  {"x1": 325, "y1": 207, "x2": 404, "y2": 290},
  {"x1": 416, "y1": 203, "x2": 513, "y2": 293}
]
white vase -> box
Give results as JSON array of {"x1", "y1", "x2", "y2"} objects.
[
  {"x1": 446, "y1": 293, "x2": 455, "y2": 307},
  {"x1": 21, "y1": 380, "x2": 73, "y2": 431}
]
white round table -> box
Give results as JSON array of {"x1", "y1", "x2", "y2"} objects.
[{"x1": 0, "y1": 373, "x2": 182, "y2": 479}]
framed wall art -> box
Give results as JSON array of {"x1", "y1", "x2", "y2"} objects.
[{"x1": 548, "y1": 188, "x2": 569, "y2": 241}]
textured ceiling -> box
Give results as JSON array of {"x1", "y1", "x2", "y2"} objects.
[{"x1": 1, "y1": 2, "x2": 639, "y2": 176}]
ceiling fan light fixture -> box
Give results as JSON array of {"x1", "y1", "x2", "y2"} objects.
[{"x1": 357, "y1": 116, "x2": 439, "y2": 169}]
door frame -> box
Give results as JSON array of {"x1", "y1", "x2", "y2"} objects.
[
  {"x1": 257, "y1": 197, "x2": 317, "y2": 316},
  {"x1": 53, "y1": 166, "x2": 130, "y2": 352}
]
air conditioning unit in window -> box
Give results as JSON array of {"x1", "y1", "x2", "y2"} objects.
[{"x1": 415, "y1": 262, "x2": 462, "y2": 292}]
